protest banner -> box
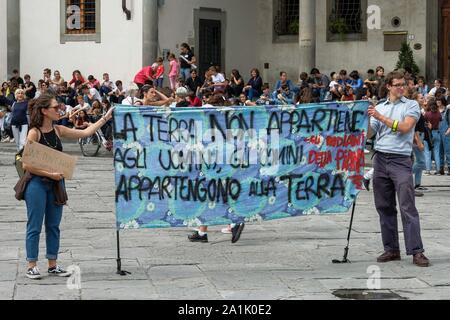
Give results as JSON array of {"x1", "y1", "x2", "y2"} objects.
[
  {"x1": 113, "y1": 102, "x2": 369, "y2": 229},
  {"x1": 22, "y1": 140, "x2": 78, "y2": 180}
]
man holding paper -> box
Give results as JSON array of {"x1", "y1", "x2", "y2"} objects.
[{"x1": 21, "y1": 93, "x2": 114, "y2": 280}]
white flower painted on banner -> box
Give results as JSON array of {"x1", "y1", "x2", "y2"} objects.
[
  {"x1": 147, "y1": 202, "x2": 155, "y2": 212},
  {"x1": 121, "y1": 220, "x2": 140, "y2": 229},
  {"x1": 244, "y1": 214, "x2": 263, "y2": 223},
  {"x1": 268, "y1": 196, "x2": 276, "y2": 205},
  {"x1": 116, "y1": 163, "x2": 124, "y2": 172},
  {"x1": 167, "y1": 210, "x2": 172, "y2": 216},
  {"x1": 304, "y1": 207, "x2": 321, "y2": 216},
  {"x1": 208, "y1": 202, "x2": 216, "y2": 209},
  {"x1": 228, "y1": 208, "x2": 233, "y2": 214},
  {"x1": 186, "y1": 218, "x2": 203, "y2": 228},
  {"x1": 122, "y1": 141, "x2": 143, "y2": 152},
  {"x1": 166, "y1": 184, "x2": 174, "y2": 193}
]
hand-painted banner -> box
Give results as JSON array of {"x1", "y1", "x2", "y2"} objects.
[{"x1": 113, "y1": 102, "x2": 369, "y2": 229}]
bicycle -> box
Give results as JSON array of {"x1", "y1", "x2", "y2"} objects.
[{"x1": 78, "y1": 120, "x2": 113, "y2": 157}]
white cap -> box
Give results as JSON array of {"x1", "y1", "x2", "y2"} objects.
[{"x1": 176, "y1": 87, "x2": 188, "y2": 97}]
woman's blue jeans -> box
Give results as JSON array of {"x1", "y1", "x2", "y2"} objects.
[
  {"x1": 424, "y1": 130, "x2": 441, "y2": 171},
  {"x1": 439, "y1": 128, "x2": 450, "y2": 168},
  {"x1": 413, "y1": 144, "x2": 426, "y2": 186},
  {"x1": 24, "y1": 176, "x2": 63, "y2": 262},
  {"x1": 180, "y1": 68, "x2": 191, "y2": 81}
]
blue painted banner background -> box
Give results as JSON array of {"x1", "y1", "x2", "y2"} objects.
[{"x1": 113, "y1": 102, "x2": 369, "y2": 229}]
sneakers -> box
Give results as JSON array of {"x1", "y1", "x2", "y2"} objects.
[
  {"x1": 413, "y1": 253, "x2": 430, "y2": 267},
  {"x1": 48, "y1": 265, "x2": 72, "y2": 277},
  {"x1": 377, "y1": 251, "x2": 401, "y2": 263},
  {"x1": 423, "y1": 171, "x2": 431, "y2": 176},
  {"x1": 231, "y1": 223, "x2": 245, "y2": 244},
  {"x1": 26, "y1": 266, "x2": 43, "y2": 280},
  {"x1": 188, "y1": 231, "x2": 208, "y2": 243},
  {"x1": 439, "y1": 168, "x2": 445, "y2": 176},
  {"x1": 362, "y1": 178, "x2": 370, "y2": 191},
  {"x1": 415, "y1": 185, "x2": 428, "y2": 191}
]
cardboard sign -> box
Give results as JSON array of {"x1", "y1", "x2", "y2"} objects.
[{"x1": 22, "y1": 140, "x2": 78, "y2": 180}]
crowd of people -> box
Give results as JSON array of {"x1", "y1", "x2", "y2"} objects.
[{"x1": 0, "y1": 43, "x2": 449, "y2": 178}]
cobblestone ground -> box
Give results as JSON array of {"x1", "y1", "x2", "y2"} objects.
[{"x1": 1, "y1": 141, "x2": 450, "y2": 300}]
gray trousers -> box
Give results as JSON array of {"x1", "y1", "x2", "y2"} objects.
[{"x1": 373, "y1": 152, "x2": 425, "y2": 256}]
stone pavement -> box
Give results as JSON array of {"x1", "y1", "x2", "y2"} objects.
[{"x1": 1, "y1": 141, "x2": 450, "y2": 300}]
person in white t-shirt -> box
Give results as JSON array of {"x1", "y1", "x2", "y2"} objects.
[
  {"x1": 81, "y1": 85, "x2": 102, "y2": 104},
  {"x1": 209, "y1": 66, "x2": 226, "y2": 93}
]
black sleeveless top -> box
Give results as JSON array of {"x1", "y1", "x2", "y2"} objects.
[{"x1": 38, "y1": 128, "x2": 63, "y2": 152}]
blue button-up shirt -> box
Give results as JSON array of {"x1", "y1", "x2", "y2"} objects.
[{"x1": 370, "y1": 96, "x2": 421, "y2": 156}]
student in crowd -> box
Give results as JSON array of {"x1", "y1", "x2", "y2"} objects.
[
  {"x1": 69, "y1": 70, "x2": 86, "y2": 89},
  {"x1": 110, "y1": 80, "x2": 126, "y2": 104},
  {"x1": 243, "y1": 68, "x2": 263, "y2": 101},
  {"x1": 121, "y1": 84, "x2": 142, "y2": 106},
  {"x1": 134, "y1": 65, "x2": 155, "y2": 89},
  {"x1": 168, "y1": 53, "x2": 180, "y2": 91},
  {"x1": 100, "y1": 73, "x2": 117, "y2": 98},
  {"x1": 87, "y1": 75, "x2": 100, "y2": 90},
  {"x1": 423, "y1": 98, "x2": 442, "y2": 175},
  {"x1": 230, "y1": 69, "x2": 245, "y2": 97},
  {"x1": 35, "y1": 81, "x2": 50, "y2": 99},
  {"x1": 187, "y1": 91, "x2": 202, "y2": 107},
  {"x1": 81, "y1": 84, "x2": 102, "y2": 105},
  {"x1": 154, "y1": 57, "x2": 165, "y2": 88},
  {"x1": 309, "y1": 68, "x2": 330, "y2": 101},
  {"x1": 51, "y1": 71, "x2": 65, "y2": 88},
  {"x1": 429, "y1": 79, "x2": 444, "y2": 97},
  {"x1": 348, "y1": 70, "x2": 364, "y2": 94},
  {"x1": 417, "y1": 76, "x2": 429, "y2": 96},
  {"x1": 142, "y1": 85, "x2": 172, "y2": 107},
  {"x1": 43, "y1": 69, "x2": 52, "y2": 84},
  {"x1": 23, "y1": 75, "x2": 37, "y2": 100},
  {"x1": 274, "y1": 84, "x2": 295, "y2": 105},
  {"x1": 10, "y1": 89, "x2": 29, "y2": 151},
  {"x1": 186, "y1": 70, "x2": 202, "y2": 96},
  {"x1": 437, "y1": 96, "x2": 450, "y2": 175},
  {"x1": 10, "y1": 69, "x2": 24, "y2": 86},
  {"x1": 179, "y1": 43, "x2": 197, "y2": 81}
]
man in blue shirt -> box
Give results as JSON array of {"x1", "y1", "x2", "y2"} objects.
[{"x1": 368, "y1": 70, "x2": 430, "y2": 267}]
